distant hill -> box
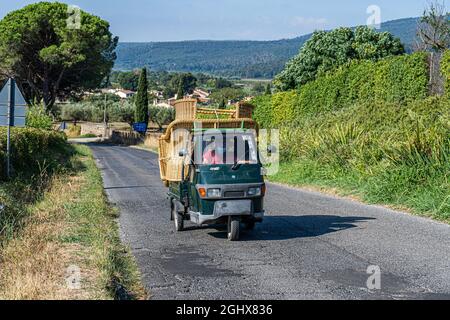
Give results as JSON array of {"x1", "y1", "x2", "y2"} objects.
[{"x1": 114, "y1": 17, "x2": 419, "y2": 79}]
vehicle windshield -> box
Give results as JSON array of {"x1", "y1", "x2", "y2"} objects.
[{"x1": 193, "y1": 131, "x2": 258, "y2": 166}]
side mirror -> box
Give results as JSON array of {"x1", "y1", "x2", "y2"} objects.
[
  {"x1": 179, "y1": 149, "x2": 188, "y2": 157},
  {"x1": 267, "y1": 145, "x2": 277, "y2": 155}
]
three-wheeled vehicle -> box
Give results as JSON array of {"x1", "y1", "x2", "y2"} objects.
[{"x1": 158, "y1": 99, "x2": 266, "y2": 241}]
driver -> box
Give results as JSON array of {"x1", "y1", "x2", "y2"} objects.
[{"x1": 203, "y1": 138, "x2": 224, "y2": 165}]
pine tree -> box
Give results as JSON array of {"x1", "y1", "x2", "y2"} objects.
[{"x1": 135, "y1": 68, "x2": 149, "y2": 124}]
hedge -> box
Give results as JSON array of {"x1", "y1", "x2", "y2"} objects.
[
  {"x1": 254, "y1": 52, "x2": 429, "y2": 128},
  {"x1": 0, "y1": 128, "x2": 68, "y2": 180}
]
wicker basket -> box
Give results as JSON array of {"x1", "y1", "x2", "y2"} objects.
[
  {"x1": 174, "y1": 99, "x2": 197, "y2": 120},
  {"x1": 159, "y1": 99, "x2": 258, "y2": 184}
]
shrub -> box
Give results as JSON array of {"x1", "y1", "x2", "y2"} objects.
[
  {"x1": 60, "y1": 101, "x2": 135, "y2": 124},
  {"x1": 442, "y1": 50, "x2": 450, "y2": 96},
  {"x1": 149, "y1": 106, "x2": 174, "y2": 130},
  {"x1": 0, "y1": 128, "x2": 68, "y2": 180},
  {"x1": 67, "y1": 125, "x2": 81, "y2": 138},
  {"x1": 275, "y1": 26, "x2": 405, "y2": 90},
  {"x1": 254, "y1": 52, "x2": 429, "y2": 128},
  {"x1": 26, "y1": 104, "x2": 53, "y2": 130}
]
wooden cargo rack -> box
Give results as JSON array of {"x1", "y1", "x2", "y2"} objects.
[{"x1": 158, "y1": 99, "x2": 257, "y2": 184}]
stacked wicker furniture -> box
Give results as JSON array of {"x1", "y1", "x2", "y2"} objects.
[{"x1": 159, "y1": 99, "x2": 256, "y2": 185}]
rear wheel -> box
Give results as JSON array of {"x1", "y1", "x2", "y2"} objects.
[
  {"x1": 172, "y1": 200, "x2": 184, "y2": 232},
  {"x1": 227, "y1": 216, "x2": 240, "y2": 241}
]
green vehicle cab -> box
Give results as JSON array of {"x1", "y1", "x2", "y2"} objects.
[{"x1": 159, "y1": 100, "x2": 267, "y2": 241}]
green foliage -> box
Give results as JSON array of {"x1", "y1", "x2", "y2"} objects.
[
  {"x1": 149, "y1": 106, "x2": 174, "y2": 130},
  {"x1": 210, "y1": 87, "x2": 245, "y2": 104},
  {"x1": 254, "y1": 52, "x2": 429, "y2": 127},
  {"x1": 275, "y1": 26, "x2": 405, "y2": 91},
  {"x1": 173, "y1": 73, "x2": 197, "y2": 96},
  {"x1": 114, "y1": 18, "x2": 419, "y2": 79},
  {"x1": 26, "y1": 104, "x2": 53, "y2": 130},
  {"x1": 0, "y1": 128, "x2": 68, "y2": 180},
  {"x1": 442, "y1": 50, "x2": 450, "y2": 96},
  {"x1": 270, "y1": 97, "x2": 450, "y2": 219},
  {"x1": 253, "y1": 52, "x2": 449, "y2": 218},
  {"x1": 60, "y1": 101, "x2": 135, "y2": 124},
  {"x1": 265, "y1": 83, "x2": 272, "y2": 95},
  {"x1": 177, "y1": 84, "x2": 184, "y2": 99},
  {"x1": 134, "y1": 68, "x2": 149, "y2": 124},
  {"x1": 115, "y1": 71, "x2": 140, "y2": 91},
  {"x1": 0, "y1": 2, "x2": 118, "y2": 110},
  {"x1": 215, "y1": 78, "x2": 234, "y2": 89}
]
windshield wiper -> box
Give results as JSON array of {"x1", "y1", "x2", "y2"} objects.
[{"x1": 231, "y1": 160, "x2": 241, "y2": 171}]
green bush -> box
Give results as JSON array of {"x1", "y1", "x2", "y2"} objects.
[
  {"x1": 255, "y1": 52, "x2": 429, "y2": 128},
  {"x1": 26, "y1": 105, "x2": 53, "y2": 130},
  {"x1": 149, "y1": 106, "x2": 174, "y2": 130},
  {"x1": 0, "y1": 128, "x2": 68, "y2": 180},
  {"x1": 442, "y1": 50, "x2": 450, "y2": 96},
  {"x1": 60, "y1": 101, "x2": 135, "y2": 124},
  {"x1": 270, "y1": 97, "x2": 450, "y2": 219}
]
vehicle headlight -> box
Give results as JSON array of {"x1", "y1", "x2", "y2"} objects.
[
  {"x1": 207, "y1": 188, "x2": 221, "y2": 198},
  {"x1": 247, "y1": 187, "x2": 261, "y2": 196}
]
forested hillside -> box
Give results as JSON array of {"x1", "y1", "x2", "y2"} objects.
[{"x1": 114, "y1": 17, "x2": 419, "y2": 78}]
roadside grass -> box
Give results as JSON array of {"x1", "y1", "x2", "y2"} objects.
[
  {"x1": 270, "y1": 154, "x2": 450, "y2": 224},
  {"x1": 0, "y1": 144, "x2": 146, "y2": 300},
  {"x1": 131, "y1": 143, "x2": 158, "y2": 153}
]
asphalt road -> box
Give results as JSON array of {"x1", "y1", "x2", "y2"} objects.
[{"x1": 90, "y1": 144, "x2": 450, "y2": 300}]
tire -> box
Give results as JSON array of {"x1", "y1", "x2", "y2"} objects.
[
  {"x1": 172, "y1": 200, "x2": 184, "y2": 232},
  {"x1": 227, "y1": 216, "x2": 240, "y2": 241}
]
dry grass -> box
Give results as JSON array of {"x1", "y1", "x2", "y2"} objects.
[
  {"x1": 0, "y1": 173, "x2": 104, "y2": 299},
  {"x1": 0, "y1": 146, "x2": 146, "y2": 300}
]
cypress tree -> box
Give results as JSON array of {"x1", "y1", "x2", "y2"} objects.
[
  {"x1": 265, "y1": 83, "x2": 272, "y2": 95},
  {"x1": 135, "y1": 68, "x2": 149, "y2": 124},
  {"x1": 177, "y1": 83, "x2": 184, "y2": 99}
]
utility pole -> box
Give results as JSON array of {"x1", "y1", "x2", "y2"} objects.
[
  {"x1": 6, "y1": 79, "x2": 15, "y2": 179},
  {"x1": 103, "y1": 94, "x2": 107, "y2": 138}
]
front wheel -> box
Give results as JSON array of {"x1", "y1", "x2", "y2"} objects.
[
  {"x1": 172, "y1": 200, "x2": 184, "y2": 232},
  {"x1": 227, "y1": 216, "x2": 240, "y2": 241}
]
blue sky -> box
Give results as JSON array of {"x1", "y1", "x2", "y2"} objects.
[{"x1": 0, "y1": 0, "x2": 440, "y2": 42}]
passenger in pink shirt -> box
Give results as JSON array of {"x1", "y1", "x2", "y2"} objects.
[
  {"x1": 203, "y1": 148, "x2": 223, "y2": 165},
  {"x1": 202, "y1": 139, "x2": 225, "y2": 165}
]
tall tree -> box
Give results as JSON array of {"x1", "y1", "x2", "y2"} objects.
[
  {"x1": 274, "y1": 26, "x2": 405, "y2": 91},
  {"x1": 172, "y1": 73, "x2": 197, "y2": 95},
  {"x1": 416, "y1": 1, "x2": 450, "y2": 52},
  {"x1": 135, "y1": 68, "x2": 149, "y2": 124},
  {"x1": 265, "y1": 83, "x2": 272, "y2": 95},
  {"x1": 0, "y1": 2, "x2": 118, "y2": 113},
  {"x1": 117, "y1": 70, "x2": 140, "y2": 91},
  {"x1": 177, "y1": 84, "x2": 184, "y2": 99}
]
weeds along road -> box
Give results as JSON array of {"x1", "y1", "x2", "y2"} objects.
[{"x1": 90, "y1": 144, "x2": 450, "y2": 300}]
